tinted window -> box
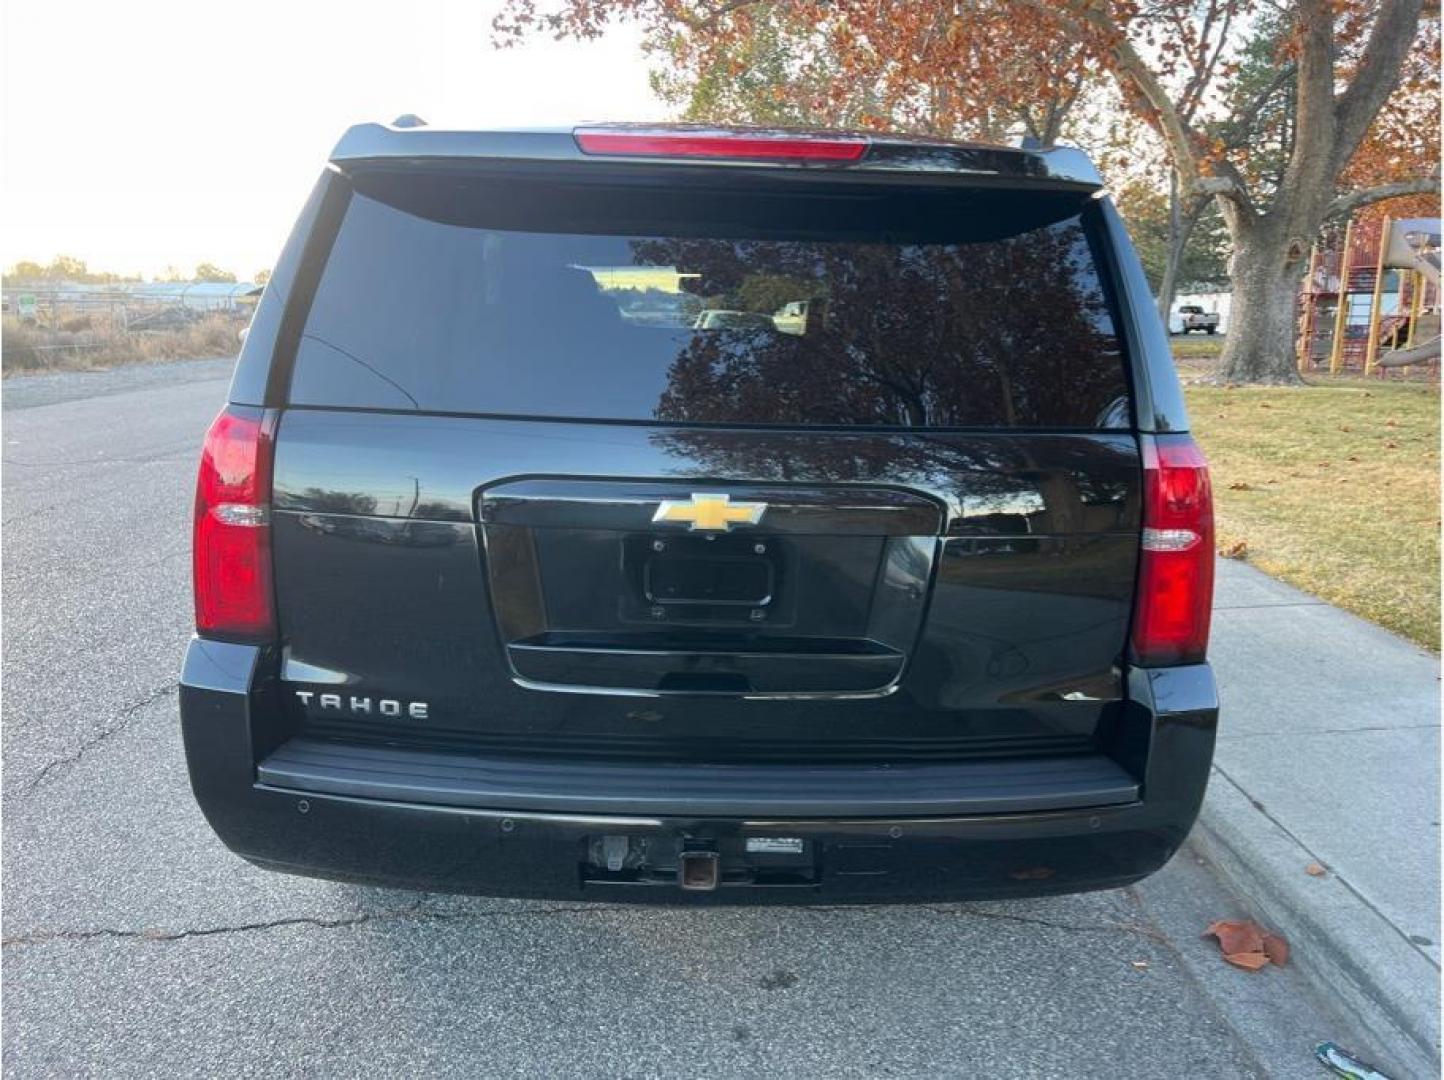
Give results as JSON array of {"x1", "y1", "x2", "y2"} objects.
[{"x1": 290, "y1": 176, "x2": 1130, "y2": 428}]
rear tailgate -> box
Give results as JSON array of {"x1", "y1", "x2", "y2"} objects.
[{"x1": 268, "y1": 161, "x2": 1141, "y2": 764}]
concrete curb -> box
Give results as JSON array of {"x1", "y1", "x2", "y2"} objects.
[{"x1": 1194, "y1": 770, "x2": 1441, "y2": 1079}]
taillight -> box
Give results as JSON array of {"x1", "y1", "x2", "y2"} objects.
[
  {"x1": 573, "y1": 127, "x2": 869, "y2": 162},
  {"x1": 193, "y1": 405, "x2": 275, "y2": 642},
  {"x1": 1130, "y1": 434, "x2": 1214, "y2": 666}
]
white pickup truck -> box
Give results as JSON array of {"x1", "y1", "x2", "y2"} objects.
[{"x1": 1171, "y1": 304, "x2": 1220, "y2": 334}]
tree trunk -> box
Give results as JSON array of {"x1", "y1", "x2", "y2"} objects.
[
  {"x1": 1156, "y1": 172, "x2": 1183, "y2": 323},
  {"x1": 1157, "y1": 213, "x2": 1201, "y2": 324},
  {"x1": 1156, "y1": 173, "x2": 1211, "y2": 324},
  {"x1": 1216, "y1": 228, "x2": 1308, "y2": 384}
]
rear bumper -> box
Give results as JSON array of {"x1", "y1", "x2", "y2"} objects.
[{"x1": 180, "y1": 638, "x2": 1218, "y2": 904}]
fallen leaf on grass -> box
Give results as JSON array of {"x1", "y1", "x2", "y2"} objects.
[
  {"x1": 1386, "y1": 418, "x2": 1399, "y2": 427},
  {"x1": 1228, "y1": 481, "x2": 1254, "y2": 491},
  {"x1": 1384, "y1": 440, "x2": 1399, "y2": 449},
  {"x1": 1204, "y1": 919, "x2": 1288, "y2": 971},
  {"x1": 1338, "y1": 425, "x2": 1353, "y2": 432},
  {"x1": 1305, "y1": 862, "x2": 1327, "y2": 876},
  {"x1": 1259, "y1": 401, "x2": 1273, "y2": 409},
  {"x1": 1221, "y1": 540, "x2": 1249, "y2": 559}
]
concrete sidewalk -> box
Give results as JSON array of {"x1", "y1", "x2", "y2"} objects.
[{"x1": 1197, "y1": 560, "x2": 1441, "y2": 1078}]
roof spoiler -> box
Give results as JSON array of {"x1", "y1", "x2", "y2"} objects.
[{"x1": 328, "y1": 122, "x2": 1104, "y2": 190}]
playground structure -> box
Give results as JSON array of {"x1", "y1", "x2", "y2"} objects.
[{"x1": 1296, "y1": 215, "x2": 1441, "y2": 375}]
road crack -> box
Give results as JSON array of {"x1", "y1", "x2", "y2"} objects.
[
  {"x1": 0, "y1": 889, "x2": 1166, "y2": 947},
  {"x1": 2, "y1": 904, "x2": 635, "y2": 948},
  {"x1": 2, "y1": 895, "x2": 1164, "y2": 949},
  {"x1": 21, "y1": 682, "x2": 178, "y2": 794},
  {"x1": 933, "y1": 905, "x2": 1167, "y2": 942}
]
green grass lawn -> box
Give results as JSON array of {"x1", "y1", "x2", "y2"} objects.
[{"x1": 1183, "y1": 377, "x2": 1440, "y2": 650}]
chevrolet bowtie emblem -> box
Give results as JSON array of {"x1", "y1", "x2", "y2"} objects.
[{"x1": 653, "y1": 493, "x2": 767, "y2": 532}]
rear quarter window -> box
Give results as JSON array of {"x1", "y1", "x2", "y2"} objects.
[{"x1": 288, "y1": 174, "x2": 1131, "y2": 429}]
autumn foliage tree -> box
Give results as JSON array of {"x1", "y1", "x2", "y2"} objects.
[
  {"x1": 1336, "y1": 13, "x2": 1440, "y2": 223},
  {"x1": 645, "y1": 1, "x2": 1096, "y2": 144},
  {"x1": 496, "y1": 0, "x2": 1439, "y2": 384},
  {"x1": 1047, "y1": 0, "x2": 1437, "y2": 382}
]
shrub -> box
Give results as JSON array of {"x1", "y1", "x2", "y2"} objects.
[{"x1": 2, "y1": 310, "x2": 244, "y2": 374}]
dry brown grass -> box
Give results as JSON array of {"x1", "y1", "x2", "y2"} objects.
[
  {"x1": 2, "y1": 311, "x2": 241, "y2": 375},
  {"x1": 1186, "y1": 379, "x2": 1440, "y2": 649},
  {"x1": 1171, "y1": 334, "x2": 1227, "y2": 362}
]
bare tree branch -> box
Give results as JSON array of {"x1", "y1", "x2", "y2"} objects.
[
  {"x1": 1020, "y1": 67, "x2": 1086, "y2": 144},
  {"x1": 1218, "y1": 63, "x2": 1297, "y2": 150},
  {"x1": 1178, "y1": 2, "x2": 1237, "y2": 123},
  {"x1": 1208, "y1": 159, "x2": 1260, "y2": 216},
  {"x1": 674, "y1": 0, "x2": 765, "y2": 33},
  {"x1": 1026, "y1": 0, "x2": 1206, "y2": 191},
  {"x1": 1326, "y1": 175, "x2": 1441, "y2": 219}
]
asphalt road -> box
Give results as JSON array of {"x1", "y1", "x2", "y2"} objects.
[{"x1": 2, "y1": 359, "x2": 1348, "y2": 1078}]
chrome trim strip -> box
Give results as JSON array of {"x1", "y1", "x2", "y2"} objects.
[{"x1": 510, "y1": 675, "x2": 904, "y2": 702}]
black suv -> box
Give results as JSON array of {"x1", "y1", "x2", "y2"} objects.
[{"x1": 181, "y1": 122, "x2": 1217, "y2": 903}]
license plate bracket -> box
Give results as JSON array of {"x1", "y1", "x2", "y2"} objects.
[
  {"x1": 623, "y1": 533, "x2": 784, "y2": 619},
  {"x1": 644, "y1": 548, "x2": 774, "y2": 606}
]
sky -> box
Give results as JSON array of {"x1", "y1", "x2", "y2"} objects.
[{"x1": 1, "y1": 0, "x2": 670, "y2": 280}]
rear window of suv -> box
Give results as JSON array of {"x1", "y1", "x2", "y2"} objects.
[{"x1": 288, "y1": 170, "x2": 1131, "y2": 429}]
